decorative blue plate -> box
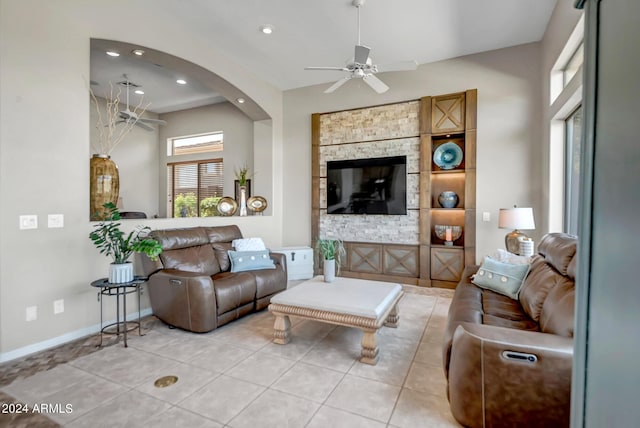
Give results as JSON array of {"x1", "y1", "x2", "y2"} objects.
[{"x1": 433, "y1": 142, "x2": 463, "y2": 170}]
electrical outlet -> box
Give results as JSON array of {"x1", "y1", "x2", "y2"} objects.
[
  {"x1": 482, "y1": 211, "x2": 491, "y2": 222},
  {"x1": 26, "y1": 306, "x2": 38, "y2": 321},
  {"x1": 54, "y1": 299, "x2": 64, "y2": 314},
  {"x1": 19, "y1": 215, "x2": 38, "y2": 230},
  {"x1": 48, "y1": 214, "x2": 64, "y2": 228}
]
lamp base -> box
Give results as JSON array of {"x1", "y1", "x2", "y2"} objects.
[{"x1": 505, "y1": 230, "x2": 529, "y2": 255}]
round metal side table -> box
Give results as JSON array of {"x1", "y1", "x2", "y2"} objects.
[{"x1": 91, "y1": 276, "x2": 147, "y2": 347}]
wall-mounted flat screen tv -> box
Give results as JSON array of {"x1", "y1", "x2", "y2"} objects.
[{"x1": 327, "y1": 155, "x2": 407, "y2": 215}]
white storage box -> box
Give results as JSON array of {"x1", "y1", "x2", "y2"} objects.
[{"x1": 272, "y1": 246, "x2": 314, "y2": 280}]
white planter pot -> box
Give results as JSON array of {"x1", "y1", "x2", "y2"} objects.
[
  {"x1": 323, "y1": 259, "x2": 336, "y2": 283},
  {"x1": 109, "y1": 262, "x2": 133, "y2": 284}
]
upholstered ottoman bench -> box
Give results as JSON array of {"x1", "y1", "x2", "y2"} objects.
[{"x1": 268, "y1": 276, "x2": 404, "y2": 365}]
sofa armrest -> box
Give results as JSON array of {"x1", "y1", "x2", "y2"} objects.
[
  {"x1": 269, "y1": 252, "x2": 287, "y2": 275},
  {"x1": 147, "y1": 269, "x2": 217, "y2": 332},
  {"x1": 448, "y1": 323, "x2": 572, "y2": 428}
]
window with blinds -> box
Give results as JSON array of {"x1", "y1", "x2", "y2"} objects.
[{"x1": 168, "y1": 159, "x2": 224, "y2": 217}]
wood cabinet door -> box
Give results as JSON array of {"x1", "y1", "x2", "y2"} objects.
[
  {"x1": 431, "y1": 93, "x2": 466, "y2": 133},
  {"x1": 383, "y1": 245, "x2": 419, "y2": 277},
  {"x1": 348, "y1": 243, "x2": 383, "y2": 274},
  {"x1": 431, "y1": 247, "x2": 464, "y2": 282}
]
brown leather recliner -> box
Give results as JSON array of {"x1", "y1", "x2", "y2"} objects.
[
  {"x1": 443, "y1": 233, "x2": 577, "y2": 428},
  {"x1": 140, "y1": 225, "x2": 287, "y2": 333}
]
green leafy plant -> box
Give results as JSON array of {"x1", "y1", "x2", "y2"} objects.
[
  {"x1": 173, "y1": 192, "x2": 197, "y2": 217},
  {"x1": 200, "y1": 196, "x2": 222, "y2": 217},
  {"x1": 316, "y1": 238, "x2": 346, "y2": 274},
  {"x1": 90, "y1": 202, "x2": 162, "y2": 264},
  {"x1": 234, "y1": 164, "x2": 251, "y2": 186}
]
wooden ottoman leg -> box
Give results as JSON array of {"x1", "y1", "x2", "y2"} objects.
[
  {"x1": 360, "y1": 329, "x2": 379, "y2": 365},
  {"x1": 384, "y1": 301, "x2": 400, "y2": 328},
  {"x1": 273, "y1": 313, "x2": 291, "y2": 344}
]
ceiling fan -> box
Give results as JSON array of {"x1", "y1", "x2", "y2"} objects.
[
  {"x1": 117, "y1": 74, "x2": 166, "y2": 131},
  {"x1": 305, "y1": 0, "x2": 418, "y2": 94}
]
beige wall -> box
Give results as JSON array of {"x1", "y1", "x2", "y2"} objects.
[
  {"x1": 0, "y1": 0, "x2": 284, "y2": 358},
  {"x1": 283, "y1": 43, "x2": 544, "y2": 260}
]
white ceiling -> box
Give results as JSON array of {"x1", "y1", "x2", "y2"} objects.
[{"x1": 90, "y1": 0, "x2": 557, "y2": 113}]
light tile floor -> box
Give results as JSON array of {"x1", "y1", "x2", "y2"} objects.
[{"x1": 1, "y1": 287, "x2": 461, "y2": 428}]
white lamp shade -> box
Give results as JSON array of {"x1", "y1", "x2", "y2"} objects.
[{"x1": 498, "y1": 207, "x2": 535, "y2": 230}]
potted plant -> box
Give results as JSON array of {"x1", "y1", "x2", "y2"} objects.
[
  {"x1": 316, "y1": 238, "x2": 346, "y2": 283},
  {"x1": 90, "y1": 202, "x2": 163, "y2": 283}
]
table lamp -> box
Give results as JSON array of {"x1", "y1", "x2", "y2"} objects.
[{"x1": 498, "y1": 207, "x2": 535, "y2": 254}]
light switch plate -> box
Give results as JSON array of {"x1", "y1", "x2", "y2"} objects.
[
  {"x1": 482, "y1": 211, "x2": 491, "y2": 222},
  {"x1": 54, "y1": 299, "x2": 64, "y2": 314},
  {"x1": 48, "y1": 214, "x2": 64, "y2": 228},
  {"x1": 19, "y1": 215, "x2": 38, "y2": 230}
]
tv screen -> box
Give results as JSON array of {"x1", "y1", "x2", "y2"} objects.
[{"x1": 327, "y1": 156, "x2": 407, "y2": 215}]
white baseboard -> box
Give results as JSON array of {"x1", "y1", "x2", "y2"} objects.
[{"x1": 0, "y1": 308, "x2": 153, "y2": 364}]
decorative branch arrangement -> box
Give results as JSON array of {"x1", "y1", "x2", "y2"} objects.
[
  {"x1": 89, "y1": 83, "x2": 149, "y2": 156},
  {"x1": 234, "y1": 164, "x2": 252, "y2": 186}
]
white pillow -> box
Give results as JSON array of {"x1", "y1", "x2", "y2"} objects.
[
  {"x1": 490, "y1": 248, "x2": 532, "y2": 265},
  {"x1": 232, "y1": 237, "x2": 266, "y2": 252}
]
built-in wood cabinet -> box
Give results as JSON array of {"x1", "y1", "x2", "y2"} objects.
[
  {"x1": 312, "y1": 89, "x2": 476, "y2": 288},
  {"x1": 419, "y1": 90, "x2": 477, "y2": 288}
]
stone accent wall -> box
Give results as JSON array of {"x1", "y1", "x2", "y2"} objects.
[{"x1": 318, "y1": 101, "x2": 421, "y2": 245}]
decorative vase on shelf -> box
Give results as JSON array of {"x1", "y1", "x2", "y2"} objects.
[
  {"x1": 323, "y1": 259, "x2": 336, "y2": 283},
  {"x1": 90, "y1": 154, "x2": 119, "y2": 221},
  {"x1": 438, "y1": 191, "x2": 459, "y2": 208},
  {"x1": 239, "y1": 185, "x2": 248, "y2": 216}
]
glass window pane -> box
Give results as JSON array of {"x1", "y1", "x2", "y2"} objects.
[
  {"x1": 565, "y1": 105, "x2": 582, "y2": 235},
  {"x1": 171, "y1": 132, "x2": 223, "y2": 156},
  {"x1": 563, "y1": 42, "x2": 584, "y2": 86}
]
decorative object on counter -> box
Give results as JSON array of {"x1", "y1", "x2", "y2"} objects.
[
  {"x1": 518, "y1": 237, "x2": 535, "y2": 257},
  {"x1": 315, "y1": 238, "x2": 346, "y2": 283},
  {"x1": 434, "y1": 225, "x2": 463, "y2": 246},
  {"x1": 89, "y1": 202, "x2": 162, "y2": 283},
  {"x1": 247, "y1": 196, "x2": 268, "y2": 215},
  {"x1": 234, "y1": 164, "x2": 252, "y2": 216},
  {"x1": 90, "y1": 154, "x2": 120, "y2": 221},
  {"x1": 217, "y1": 197, "x2": 238, "y2": 216},
  {"x1": 433, "y1": 141, "x2": 463, "y2": 170},
  {"x1": 438, "y1": 191, "x2": 459, "y2": 208},
  {"x1": 498, "y1": 206, "x2": 536, "y2": 255}
]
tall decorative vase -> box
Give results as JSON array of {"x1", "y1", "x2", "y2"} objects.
[
  {"x1": 90, "y1": 154, "x2": 119, "y2": 221},
  {"x1": 323, "y1": 259, "x2": 336, "y2": 283},
  {"x1": 239, "y1": 185, "x2": 248, "y2": 216}
]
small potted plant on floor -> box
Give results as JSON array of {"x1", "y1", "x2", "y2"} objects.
[
  {"x1": 316, "y1": 238, "x2": 346, "y2": 283},
  {"x1": 90, "y1": 202, "x2": 163, "y2": 283}
]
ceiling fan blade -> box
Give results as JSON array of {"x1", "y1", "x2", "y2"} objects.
[
  {"x1": 354, "y1": 45, "x2": 370, "y2": 65},
  {"x1": 305, "y1": 66, "x2": 350, "y2": 71},
  {"x1": 324, "y1": 77, "x2": 351, "y2": 93},
  {"x1": 376, "y1": 60, "x2": 419, "y2": 73},
  {"x1": 363, "y1": 74, "x2": 389, "y2": 94},
  {"x1": 139, "y1": 118, "x2": 167, "y2": 125},
  {"x1": 135, "y1": 121, "x2": 155, "y2": 131},
  {"x1": 119, "y1": 110, "x2": 133, "y2": 120}
]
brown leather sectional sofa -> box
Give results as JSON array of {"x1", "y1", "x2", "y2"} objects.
[
  {"x1": 444, "y1": 233, "x2": 577, "y2": 428},
  {"x1": 141, "y1": 225, "x2": 287, "y2": 333}
]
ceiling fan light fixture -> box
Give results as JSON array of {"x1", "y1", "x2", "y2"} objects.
[
  {"x1": 134, "y1": 89, "x2": 144, "y2": 95},
  {"x1": 132, "y1": 49, "x2": 145, "y2": 56},
  {"x1": 176, "y1": 79, "x2": 187, "y2": 85},
  {"x1": 236, "y1": 97, "x2": 246, "y2": 104},
  {"x1": 106, "y1": 51, "x2": 120, "y2": 57},
  {"x1": 259, "y1": 25, "x2": 274, "y2": 35}
]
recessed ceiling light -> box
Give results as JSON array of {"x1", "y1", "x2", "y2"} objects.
[
  {"x1": 176, "y1": 79, "x2": 187, "y2": 85},
  {"x1": 134, "y1": 89, "x2": 145, "y2": 95},
  {"x1": 106, "y1": 51, "x2": 120, "y2": 57},
  {"x1": 259, "y1": 25, "x2": 274, "y2": 35},
  {"x1": 236, "y1": 97, "x2": 246, "y2": 104},
  {"x1": 132, "y1": 49, "x2": 145, "y2": 56}
]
